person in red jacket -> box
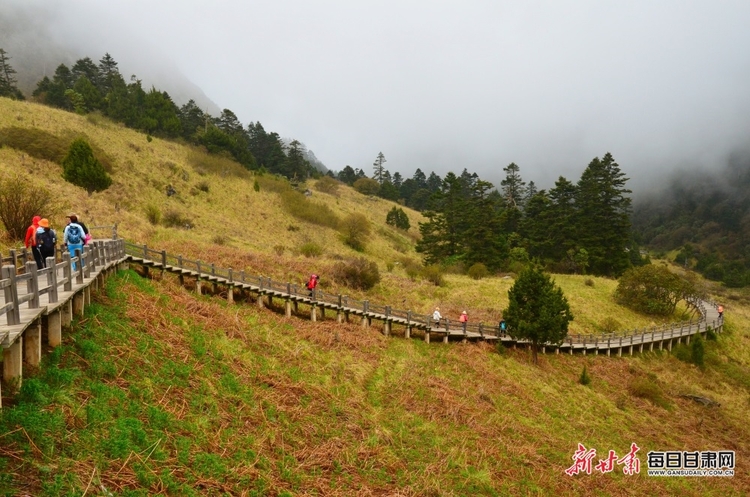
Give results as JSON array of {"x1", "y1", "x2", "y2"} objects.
[
  {"x1": 24, "y1": 215, "x2": 43, "y2": 269},
  {"x1": 459, "y1": 310, "x2": 468, "y2": 333}
]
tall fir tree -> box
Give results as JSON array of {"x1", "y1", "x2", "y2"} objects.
[
  {"x1": 574, "y1": 153, "x2": 632, "y2": 276},
  {"x1": 0, "y1": 48, "x2": 23, "y2": 100},
  {"x1": 372, "y1": 152, "x2": 387, "y2": 184}
]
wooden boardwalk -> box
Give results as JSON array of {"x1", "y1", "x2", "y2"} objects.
[
  {"x1": 0, "y1": 240, "x2": 126, "y2": 407},
  {"x1": 0, "y1": 239, "x2": 724, "y2": 407},
  {"x1": 122, "y1": 242, "x2": 724, "y2": 355}
]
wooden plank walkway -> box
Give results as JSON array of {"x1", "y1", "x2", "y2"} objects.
[
  {"x1": 0, "y1": 239, "x2": 126, "y2": 407},
  {"x1": 122, "y1": 242, "x2": 724, "y2": 353}
]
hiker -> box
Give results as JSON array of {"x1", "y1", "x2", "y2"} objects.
[
  {"x1": 64, "y1": 216, "x2": 86, "y2": 270},
  {"x1": 432, "y1": 307, "x2": 442, "y2": 328},
  {"x1": 499, "y1": 318, "x2": 507, "y2": 334},
  {"x1": 459, "y1": 310, "x2": 468, "y2": 333},
  {"x1": 68, "y1": 214, "x2": 91, "y2": 245},
  {"x1": 718, "y1": 304, "x2": 724, "y2": 319},
  {"x1": 306, "y1": 274, "x2": 319, "y2": 297},
  {"x1": 25, "y1": 215, "x2": 44, "y2": 269},
  {"x1": 36, "y1": 219, "x2": 57, "y2": 268}
]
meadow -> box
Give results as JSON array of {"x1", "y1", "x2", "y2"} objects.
[{"x1": 0, "y1": 97, "x2": 749, "y2": 495}]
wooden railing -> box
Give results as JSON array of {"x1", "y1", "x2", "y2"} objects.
[{"x1": 122, "y1": 241, "x2": 722, "y2": 350}]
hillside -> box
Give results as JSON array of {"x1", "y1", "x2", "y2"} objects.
[{"x1": 1, "y1": 97, "x2": 750, "y2": 494}]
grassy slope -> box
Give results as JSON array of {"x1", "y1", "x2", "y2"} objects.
[{"x1": 0, "y1": 98, "x2": 749, "y2": 494}]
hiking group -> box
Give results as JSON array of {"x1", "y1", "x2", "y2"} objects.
[{"x1": 24, "y1": 214, "x2": 91, "y2": 270}]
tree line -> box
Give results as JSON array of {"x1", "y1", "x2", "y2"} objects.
[
  {"x1": 338, "y1": 152, "x2": 643, "y2": 278},
  {"x1": 0, "y1": 48, "x2": 321, "y2": 182}
]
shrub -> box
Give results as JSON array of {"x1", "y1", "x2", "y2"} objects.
[
  {"x1": 386, "y1": 262, "x2": 395, "y2": 272},
  {"x1": 579, "y1": 365, "x2": 592, "y2": 386},
  {"x1": 615, "y1": 265, "x2": 696, "y2": 316},
  {"x1": 273, "y1": 245, "x2": 285, "y2": 256},
  {"x1": 468, "y1": 262, "x2": 489, "y2": 280},
  {"x1": 421, "y1": 264, "x2": 445, "y2": 286},
  {"x1": 162, "y1": 210, "x2": 193, "y2": 229},
  {"x1": 0, "y1": 175, "x2": 57, "y2": 241},
  {"x1": 705, "y1": 326, "x2": 717, "y2": 341},
  {"x1": 196, "y1": 181, "x2": 210, "y2": 193},
  {"x1": 280, "y1": 190, "x2": 340, "y2": 229},
  {"x1": 62, "y1": 137, "x2": 112, "y2": 193},
  {"x1": 287, "y1": 224, "x2": 300, "y2": 232},
  {"x1": 315, "y1": 176, "x2": 340, "y2": 195},
  {"x1": 254, "y1": 179, "x2": 260, "y2": 192},
  {"x1": 352, "y1": 177, "x2": 380, "y2": 195},
  {"x1": 691, "y1": 336, "x2": 705, "y2": 367},
  {"x1": 404, "y1": 261, "x2": 421, "y2": 281},
  {"x1": 212, "y1": 235, "x2": 226, "y2": 246},
  {"x1": 144, "y1": 204, "x2": 161, "y2": 225},
  {"x1": 186, "y1": 147, "x2": 249, "y2": 179},
  {"x1": 584, "y1": 278, "x2": 594, "y2": 287},
  {"x1": 333, "y1": 257, "x2": 381, "y2": 290},
  {"x1": 599, "y1": 317, "x2": 621, "y2": 334},
  {"x1": 628, "y1": 376, "x2": 670, "y2": 409},
  {"x1": 385, "y1": 206, "x2": 410, "y2": 230},
  {"x1": 340, "y1": 213, "x2": 371, "y2": 251},
  {"x1": 300, "y1": 242, "x2": 323, "y2": 258}
]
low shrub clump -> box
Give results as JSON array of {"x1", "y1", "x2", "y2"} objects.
[
  {"x1": 468, "y1": 262, "x2": 489, "y2": 280},
  {"x1": 333, "y1": 257, "x2": 381, "y2": 290},
  {"x1": 281, "y1": 190, "x2": 340, "y2": 229},
  {"x1": 0, "y1": 175, "x2": 57, "y2": 240},
  {"x1": 628, "y1": 375, "x2": 670, "y2": 409},
  {"x1": 300, "y1": 242, "x2": 323, "y2": 258},
  {"x1": 314, "y1": 176, "x2": 341, "y2": 195},
  {"x1": 162, "y1": 210, "x2": 193, "y2": 229},
  {"x1": 421, "y1": 264, "x2": 445, "y2": 286},
  {"x1": 144, "y1": 204, "x2": 161, "y2": 225}
]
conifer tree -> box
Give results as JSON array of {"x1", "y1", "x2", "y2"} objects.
[
  {"x1": 575, "y1": 153, "x2": 632, "y2": 276},
  {"x1": 372, "y1": 152, "x2": 387, "y2": 184},
  {"x1": 503, "y1": 265, "x2": 573, "y2": 364},
  {"x1": 62, "y1": 138, "x2": 112, "y2": 193},
  {"x1": 0, "y1": 48, "x2": 23, "y2": 100}
]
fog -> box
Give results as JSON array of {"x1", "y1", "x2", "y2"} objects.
[{"x1": 3, "y1": 0, "x2": 750, "y2": 193}]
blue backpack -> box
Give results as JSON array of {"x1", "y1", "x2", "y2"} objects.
[{"x1": 67, "y1": 224, "x2": 82, "y2": 245}]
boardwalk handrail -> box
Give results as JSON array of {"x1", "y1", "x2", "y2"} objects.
[{"x1": 122, "y1": 241, "x2": 721, "y2": 349}]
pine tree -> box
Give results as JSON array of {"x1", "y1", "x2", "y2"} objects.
[
  {"x1": 0, "y1": 48, "x2": 23, "y2": 100},
  {"x1": 98, "y1": 52, "x2": 122, "y2": 96},
  {"x1": 62, "y1": 138, "x2": 113, "y2": 193},
  {"x1": 503, "y1": 265, "x2": 573, "y2": 364},
  {"x1": 501, "y1": 162, "x2": 526, "y2": 209},
  {"x1": 575, "y1": 153, "x2": 632, "y2": 276},
  {"x1": 372, "y1": 152, "x2": 387, "y2": 184}
]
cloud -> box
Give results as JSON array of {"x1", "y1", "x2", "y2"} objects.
[{"x1": 3, "y1": 0, "x2": 750, "y2": 192}]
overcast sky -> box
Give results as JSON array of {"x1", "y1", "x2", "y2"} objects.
[{"x1": 6, "y1": 1, "x2": 750, "y2": 192}]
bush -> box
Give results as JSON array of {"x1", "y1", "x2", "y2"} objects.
[
  {"x1": 628, "y1": 376, "x2": 670, "y2": 409},
  {"x1": 599, "y1": 317, "x2": 621, "y2": 334},
  {"x1": 196, "y1": 181, "x2": 210, "y2": 193},
  {"x1": 584, "y1": 278, "x2": 594, "y2": 287},
  {"x1": 315, "y1": 176, "x2": 341, "y2": 195},
  {"x1": 468, "y1": 262, "x2": 489, "y2": 280},
  {"x1": 340, "y1": 213, "x2": 371, "y2": 251},
  {"x1": 404, "y1": 261, "x2": 421, "y2": 281},
  {"x1": 385, "y1": 206, "x2": 410, "y2": 230},
  {"x1": 300, "y1": 242, "x2": 323, "y2": 258},
  {"x1": 0, "y1": 175, "x2": 57, "y2": 241},
  {"x1": 145, "y1": 204, "x2": 161, "y2": 225},
  {"x1": 281, "y1": 190, "x2": 340, "y2": 229},
  {"x1": 332, "y1": 257, "x2": 381, "y2": 290},
  {"x1": 705, "y1": 326, "x2": 717, "y2": 341},
  {"x1": 186, "y1": 147, "x2": 249, "y2": 179},
  {"x1": 615, "y1": 265, "x2": 695, "y2": 316},
  {"x1": 62, "y1": 137, "x2": 112, "y2": 193},
  {"x1": 352, "y1": 177, "x2": 380, "y2": 195},
  {"x1": 212, "y1": 235, "x2": 226, "y2": 246},
  {"x1": 421, "y1": 264, "x2": 445, "y2": 286},
  {"x1": 273, "y1": 245, "x2": 285, "y2": 256},
  {"x1": 162, "y1": 210, "x2": 193, "y2": 229},
  {"x1": 691, "y1": 336, "x2": 705, "y2": 367},
  {"x1": 579, "y1": 365, "x2": 592, "y2": 386}
]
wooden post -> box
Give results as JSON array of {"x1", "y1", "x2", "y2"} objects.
[
  {"x1": 73, "y1": 292, "x2": 85, "y2": 317},
  {"x1": 406, "y1": 325, "x2": 411, "y2": 339},
  {"x1": 62, "y1": 300, "x2": 73, "y2": 328},
  {"x1": 425, "y1": 331, "x2": 430, "y2": 343},
  {"x1": 196, "y1": 279, "x2": 202, "y2": 295},
  {"x1": 178, "y1": 255, "x2": 184, "y2": 286},
  {"x1": 3, "y1": 338, "x2": 23, "y2": 388},
  {"x1": 2, "y1": 266, "x2": 20, "y2": 325},
  {"x1": 48, "y1": 257, "x2": 58, "y2": 303},
  {"x1": 257, "y1": 292, "x2": 264, "y2": 308},
  {"x1": 48, "y1": 311, "x2": 62, "y2": 347},
  {"x1": 227, "y1": 286, "x2": 234, "y2": 303},
  {"x1": 311, "y1": 305, "x2": 317, "y2": 322},
  {"x1": 26, "y1": 262, "x2": 40, "y2": 309},
  {"x1": 24, "y1": 320, "x2": 42, "y2": 367},
  {"x1": 285, "y1": 299, "x2": 292, "y2": 317}
]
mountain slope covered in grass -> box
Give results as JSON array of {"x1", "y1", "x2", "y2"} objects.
[{"x1": 0, "y1": 97, "x2": 749, "y2": 494}]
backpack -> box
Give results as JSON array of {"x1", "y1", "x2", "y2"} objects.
[
  {"x1": 37, "y1": 229, "x2": 55, "y2": 249},
  {"x1": 67, "y1": 224, "x2": 83, "y2": 245}
]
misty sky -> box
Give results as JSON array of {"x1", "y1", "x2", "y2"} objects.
[{"x1": 5, "y1": 1, "x2": 750, "y2": 192}]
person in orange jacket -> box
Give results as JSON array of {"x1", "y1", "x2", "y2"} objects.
[
  {"x1": 24, "y1": 215, "x2": 43, "y2": 269},
  {"x1": 459, "y1": 310, "x2": 468, "y2": 333}
]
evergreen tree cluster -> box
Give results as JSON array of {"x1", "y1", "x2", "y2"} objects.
[
  {"x1": 19, "y1": 51, "x2": 318, "y2": 180},
  {"x1": 413, "y1": 154, "x2": 636, "y2": 277}
]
